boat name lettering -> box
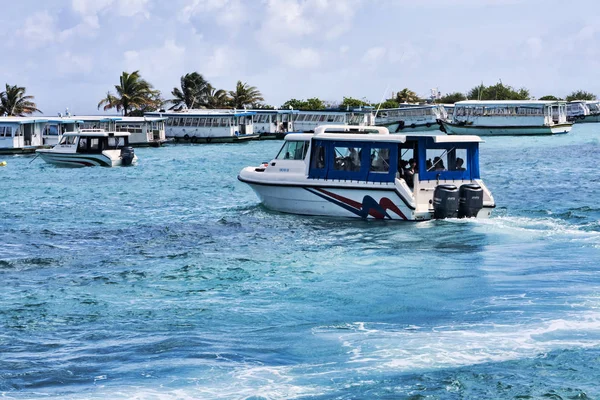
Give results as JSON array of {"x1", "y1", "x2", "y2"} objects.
[{"x1": 279, "y1": 168, "x2": 290, "y2": 172}]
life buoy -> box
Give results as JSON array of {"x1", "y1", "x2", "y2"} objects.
[
  {"x1": 426, "y1": 122, "x2": 431, "y2": 128},
  {"x1": 206, "y1": 137, "x2": 212, "y2": 143},
  {"x1": 183, "y1": 134, "x2": 190, "y2": 140},
  {"x1": 410, "y1": 123, "x2": 416, "y2": 129}
]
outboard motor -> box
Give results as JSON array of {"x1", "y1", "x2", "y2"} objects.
[
  {"x1": 433, "y1": 184, "x2": 459, "y2": 219},
  {"x1": 458, "y1": 183, "x2": 484, "y2": 218},
  {"x1": 120, "y1": 146, "x2": 135, "y2": 166}
]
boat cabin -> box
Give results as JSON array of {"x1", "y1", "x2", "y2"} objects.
[
  {"x1": 43, "y1": 116, "x2": 167, "y2": 147},
  {"x1": 293, "y1": 110, "x2": 374, "y2": 132},
  {"x1": 0, "y1": 117, "x2": 47, "y2": 152},
  {"x1": 453, "y1": 100, "x2": 568, "y2": 126},
  {"x1": 275, "y1": 132, "x2": 481, "y2": 186},
  {"x1": 145, "y1": 110, "x2": 257, "y2": 142},
  {"x1": 252, "y1": 109, "x2": 298, "y2": 136},
  {"x1": 58, "y1": 130, "x2": 131, "y2": 153}
]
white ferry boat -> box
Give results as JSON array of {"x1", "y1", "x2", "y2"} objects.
[
  {"x1": 145, "y1": 110, "x2": 258, "y2": 143},
  {"x1": 293, "y1": 110, "x2": 374, "y2": 132},
  {"x1": 0, "y1": 117, "x2": 48, "y2": 154},
  {"x1": 440, "y1": 100, "x2": 572, "y2": 135},
  {"x1": 238, "y1": 125, "x2": 495, "y2": 221},
  {"x1": 570, "y1": 101, "x2": 600, "y2": 123},
  {"x1": 42, "y1": 116, "x2": 167, "y2": 147},
  {"x1": 252, "y1": 109, "x2": 298, "y2": 139},
  {"x1": 375, "y1": 104, "x2": 446, "y2": 132},
  {"x1": 36, "y1": 130, "x2": 137, "y2": 167}
]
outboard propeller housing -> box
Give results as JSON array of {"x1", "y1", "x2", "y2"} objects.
[
  {"x1": 433, "y1": 184, "x2": 459, "y2": 219},
  {"x1": 120, "y1": 146, "x2": 135, "y2": 166},
  {"x1": 458, "y1": 183, "x2": 484, "y2": 218}
]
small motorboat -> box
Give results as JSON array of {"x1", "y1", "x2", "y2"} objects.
[
  {"x1": 36, "y1": 130, "x2": 137, "y2": 167},
  {"x1": 238, "y1": 125, "x2": 495, "y2": 221}
]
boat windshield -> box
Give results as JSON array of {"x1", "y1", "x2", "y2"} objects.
[
  {"x1": 59, "y1": 136, "x2": 77, "y2": 145},
  {"x1": 276, "y1": 140, "x2": 309, "y2": 160}
]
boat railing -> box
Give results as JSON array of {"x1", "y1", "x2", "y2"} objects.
[
  {"x1": 314, "y1": 125, "x2": 389, "y2": 135},
  {"x1": 79, "y1": 129, "x2": 107, "y2": 133}
]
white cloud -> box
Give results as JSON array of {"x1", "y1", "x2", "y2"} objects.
[
  {"x1": 72, "y1": 0, "x2": 150, "y2": 18},
  {"x1": 18, "y1": 11, "x2": 57, "y2": 49},
  {"x1": 283, "y1": 47, "x2": 321, "y2": 69},
  {"x1": 56, "y1": 51, "x2": 93, "y2": 75},
  {"x1": 124, "y1": 39, "x2": 186, "y2": 78},
  {"x1": 362, "y1": 47, "x2": 386, "y2": 64},
  {"x1": 180, "y1": 0, "x2": 245, "y2": 26},
  {"x1": 526, "y1": 37, "x2": 542, "y2": 58}
]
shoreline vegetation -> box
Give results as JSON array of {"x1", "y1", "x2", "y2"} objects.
[{"x1": 1, "y1": 72, "x2": 598, "y2": 117}]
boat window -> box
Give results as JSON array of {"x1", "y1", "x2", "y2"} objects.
[
  {"x1": 220, "y1": 118, "x2": 228, "y2": 127},
  {"x1": 192, "y1": 118, "x2": 199, "y2": 126},
  {"x1": 90, "y1": 138, "x2": 100, "y2": 151},
  {"x1": 0, "y1": 126, "x2": 13, "y2": 137},
  {"x1": 425, "y1": 148, "x2": 448, "y2": 172},
  {"x1": 310, "y1": 143, "x2": 326, "y2": 169},
  {"x1": 78, "y1": 138, "x2": 87, "y2": 150},
  {"x1": 60, "y1": 135, "x2": 76, "y2": 145},
  {"x1": 334, "y1": 146, "x2": 362, "y2": 172},
  {"x1": 282, "y1": 114, "x2": 288, "y2": 122},
  {"x1": 370, "y1": 147, "x2": 390, "y2": 172},
  {"x1": 276, "y1": 140, "x2": 309, "y2": 160}
]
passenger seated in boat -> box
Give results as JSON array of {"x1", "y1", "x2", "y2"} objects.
[
  {"x1": 432, "y1": 156, "x2": 445, "y2": 171},
  {"x1": 397, "y1": 159, "x2": 408, "y2": 180},
  {"x1": 348, "y1": 147, "x2": 360, "y2": 171},
  {"x1": 372, "y1": 149, "x2": 389, "y2": 172},
  {"x1": 455, "y1": 157, "x2": 465, "y2": 171},
  {"x1": 404, "y1": 158, "x2": 417, "y2": 187},
  {"x1": 426, "y1": 159, "x2": 433, "y2": 171},
  {"x1": 78, "y1": 138, "x2": 87, "y2": 150}
]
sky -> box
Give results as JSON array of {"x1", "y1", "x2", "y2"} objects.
[{"x1": 1, "y1": 0, "x2": 599, "y2": 115}]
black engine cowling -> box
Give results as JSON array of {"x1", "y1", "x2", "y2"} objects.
[
  {"x1": 458, "y1": 183, "x2": 484, "y2": 218},
  {"x1": 433, "y1": 184, "x2": 459, "y2": 219},
  {"x1": 120, "y1": 146, "x2": 135, "y2": 166}
]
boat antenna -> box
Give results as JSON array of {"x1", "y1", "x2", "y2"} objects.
[
  {"x1": 375, "y1": 52, "x2": 404, "y2": 119},
  {"x1": 374, "y1": 84, "x2": 391, "y2": 119}
]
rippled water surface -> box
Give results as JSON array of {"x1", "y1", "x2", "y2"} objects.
[{"x1": 1, "y1": 125, "x2": 600, "y2": 399}]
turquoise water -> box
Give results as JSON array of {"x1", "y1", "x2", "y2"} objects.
[{"x1": 1, "y1": 125, "x2": 600, "y2": 399}]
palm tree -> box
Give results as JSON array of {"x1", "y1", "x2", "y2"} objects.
[
  {"x1": 228, "y1": 81, "x2": 264, "y2": 109},
  {"x1": 395, "y1": 88, "x2": 420, "y2": 104},
  {"x1": 0, "y1": 84, "x2": 42, "y2": 116},
  {"x1": 170, "y1": 72, "x2": 210, "y2": 110},
  {"x1": 97, "y1": 70, "x2": 161, "y2": 116},
  {"x1": 205, "y1": 85, "x2": 231, "y2": 109}
]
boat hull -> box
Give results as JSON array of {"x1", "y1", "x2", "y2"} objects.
[
  {"x1": 239, "y1": 173, "x2": 494, "y2": 221},
  {"x1": 441, "y1": 121, "x2": 572, "y2": 136},
  {"x1": 379, "y1": 121, "x2": 441, "y2": 133},
  {"x1": 577, "y1": 114, "x2": 600, "y2": 123},
  {"x1": 36, "y1": 150, "x2": 135, "y2": 167}
]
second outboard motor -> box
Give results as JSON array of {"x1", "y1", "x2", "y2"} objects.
[
  {"x1": 120, "y1": 146, "x2": 135, "y2": 166},
  {"x1": 458, "y1": 184, "x2": 484, "y2": 218},
  {"x1": 433, "y1": 184, "x2": 459, "y2": 219}
]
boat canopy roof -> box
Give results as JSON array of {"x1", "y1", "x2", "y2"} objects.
[
  {"x1": 0, "y1": 117, "x2": 48, "y2": 124},
  {"x1": 284, "y1": 124, "x2": 484, "y2": 144},
  {"x1": 63, "y1": 130, "x2": 131, "y2": 137},
  {"x1": 146, "y1": 110, "x2": 256, "y2": 117},
  {"x1": 456, "y1": 100, "x2": 566, "y2": 107},
  {"x1": 378, "y1": 104, "x2": 440, "y2": 112}
]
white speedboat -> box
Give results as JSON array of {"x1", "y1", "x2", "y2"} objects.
[
  {"x1": 238, "y1": 125, "x2": 495, "y2": 221},
  {"x1": 440, "y1": 100, "x2": 572, "y2": 135},
  {"x1": 36, "y1": 130, "x2": 137, "y2": 167}
]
